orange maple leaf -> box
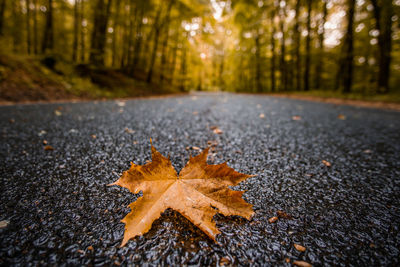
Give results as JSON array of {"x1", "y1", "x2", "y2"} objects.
[{"x1": 110, "y1": 141, "x2": 254, "y2": 246}]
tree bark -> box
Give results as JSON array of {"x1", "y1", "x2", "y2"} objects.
[
  {"x1": 293, "y1": 0, "x2": 301, "y2": 90},
  {"x1": 42, "y1": 0, "x2": 54, "y2": 53},
  {"x1": 255, "y1": 34, "x2": 262, "y2": 92},
  {"x1": 315, "y1": 0, "x2": 327, "y2": 90},
  {"x1": 89, "y1": 0, "x2": 112, "y2": 66},
  {"x1": 0, "y1": 0, "x2": 5, "y2": 36},
  {"x1": 270, "y1": 10, "x2": 276, "y2": 92},
  {"x1": 279, "y1": 5, "x2": 287, "y2": 91},
  {"x1": 159, "y1": 0, "x2": 175, "y2": 84},
  {"x1": 146, "y1": 3, "x2": 164, "y2": 83},
  {"x1": 80, "y1": 0, "x2": 85, "y2": 62},
  {"x1": 25, "y1": 0, "x2": 31, "y2": 54},
  {"x1": 342, "y1": 0, "x2": 355, "y2": 93},
  {"x1": 370, "y1": 0, "x2": 393, "y2": 93},
  {"x1": 303, "y1": 0, "x2": 312, "y2": 91},
  {"x1": 111, "y1": 0, "x2": 121, "y2": 67},
  {"x1": 72, "y1": 0, "x2": 79, "y2": 61},
  {"x1": 33, "y1": 0, "x2": 38, "y2": 54}
]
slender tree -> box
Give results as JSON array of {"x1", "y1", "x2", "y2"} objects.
[
  {"x1": 33, "y1": 0, "x2": 38, "y2": 54},
  {"x1": 89, "y1": 0, "x2": 112, "y2": 65},
  {"x1": 304, "y1": 0, "x2": 312, "y2": 91},
  {"x1": 25, "y1": 0, "x2": 32, "y2": 54},
  {"x1": 315, "y1": 0, "x2": 328, "y2": 90},
  {"x1": 42, "y1": 0, "x2": 54, "y2": 53},
  {"x1": 293, "y1": 0, "x2": 301, "y2": 91},
  {"x1": 160, "y1": 0, "x2": 175, "y2": 84},
  {"x1": 72, "y1": 0, "x2": 79, "y2": 61},
  {"x1": 370, "y1": 0, "x2": 393, "y2": 93},
  {"x1": 255, "y1": 33, "x2": 262, "y2": 92},
  {"x1": 0, "y1": 0, "x2": 5, "y2": 36},
  {"x1": 80, "y1": 0, "x2": 86, "y2": 62},
  {"x1": 147, "y1": 2, "x2": 165, "y2": 83},
  {"x1": 270, "y1": 9, "x2": 276, "y2": 92},
  {"x1": 342, "y1": 0, "x2": 356, "y2": 93}
]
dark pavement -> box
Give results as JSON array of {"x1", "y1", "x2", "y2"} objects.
[{"x1": 1, "y1": 92, "x2": 400, "y2": 266}]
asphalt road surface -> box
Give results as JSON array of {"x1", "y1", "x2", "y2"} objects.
[{"x1": 1, "y1": 93, "x2": 399, "y2": 266}]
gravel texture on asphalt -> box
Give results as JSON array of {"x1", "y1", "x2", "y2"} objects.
[{"x1": 1, "y1": 93, "x2": 400, "y2": 266}]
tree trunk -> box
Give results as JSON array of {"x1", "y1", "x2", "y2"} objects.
[
  {"x1": 371, "y1": 0, "x2": 393, "y2": 93},
  {"x1": 33, "y1": 0, "x2": 38, "y2": 54},
  {"x1": 25, "y1": 0, "x2": 31, "y2": 54},
  {"x1": 315, "y1": 0, "x2": 327, "y2": 90},
  {"x1": 160, "y1": 0, "x2": 175, "y2": 84},
  {"x1": 279, "y1": 6, "x2": 287, "y2": 91},
  {"x1": 292, "y1": 0, "x2": 302, "y2": 90},
  {"x1": 89, "y1": 0, "x2": 112, "y2": 66},
  {"x1": 270, "y1": 10, "x2": 276, "y2": 92},
  {"x1": 180, "y1": 42, "x2": 187, "y2": 91},
  {"x1": 80, "y1": 0, "x2": 85, "y2": 62},
  {"x1": 42, "y1": 0, "x2": 54, "y2": 53},
  {"x1": 131, "y1": 1, "x2": 145, "y2": 74},
  {"x1": 12, "y1": 0, "x2": 23, "y2": 52},
  {"x1": 255, "y1": 34, "x2": 262, "y2": 92},
  {"x1": 303, "y1": 0, "x2": 312, "y2": 91},
  {"x1": 72, "y1": 0, "x2": 79, "y2": 61},
  {"x1": 146, "y1": 3, "x2": 164, "y2": 83},
  {"x1": 111, "y1": 0, "x2": 121, "y2": 67},
  {"x1": 342, "y1": 0, "x2": 355, "y2": 93},
  {"x1": 0, "y1": 0, "x2": 6, "y2": 36}
]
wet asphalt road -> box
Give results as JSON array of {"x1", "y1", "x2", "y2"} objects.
[{"x1": 1, "y1": 92, "x2": 400, "y2": 266}]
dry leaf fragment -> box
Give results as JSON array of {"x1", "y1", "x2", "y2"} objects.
[
  {"x1": 268, "y1": 216, "x2": 278, "y2": 223},
  {"x1": 54, "y1": 110, "x2": 62, "y2": 116},
  {"x1": 91, "y1": 135, "x2": 97, "y2": 139},
  {"x1": 125, "y1": 128, "x2": 135, "y2": 134},
  {"x1": 337, "y1": 114, "x2": 346, "y2": 120},
  {"x1": 43, "y1": 140, "x2": 48, "y2": 145},
  {"x1": 259, "y1": 113, "x2": 265, "y2": 118},
  {"x1": 192, "y1": 146, "x2": 200, "y2": 150},
  {"x1": 44, "y1": 145, "x2": 54, "y2": 151},
  {"x1": 285, "y1": 258, "x2": 290, "y2": 263},
  {"x1": 277, "y1": 210, "x2": 292, "y2": 219},
  {"x1": 293, "y1": 260, "x2": 312, "y2": 267},
  {"x1": 210, "y1": 126, "x2": 223, "y2": 134},
  {"x1": 220, "y1": 257, "x2": 230, "y2": 266},
  {"x1": 0, "y1": 220, "x2": 9, "y2": 229},
  {"x1": 292, "y1": 116, "x2": 301, "y2": 121},
  {"x1": 322, "y1": 160, "x2": 331, "y2": 167},
  {"x1": 294, "y1": 244, "x2": 306, "y2": 252},
  {"x1": 110, "y1": 142, "x2": 254, "y2": 246}
]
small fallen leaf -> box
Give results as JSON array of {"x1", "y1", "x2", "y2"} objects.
[
  {"x1": 125, "y1": 128, "x2": 135, "y2": 134},
  {"x1": 192, "y1": 146, "x2": 200, "y2": 150},
  {"x1": 0, "y1": 220, "x2": 10, "y2": 229},
  {"x1": 9, "y1": 119, "x2": 15, "y2": 123},
  {"x1": 294, "y1": 244, "x2": 306, "y2": 252},
  {"x1": 322, "y1": 160, "x2": 331, "y2": 167},
  {"x1": 259, "y1": 113, "x2": 265, "y2": 118},
  {"x1": 285, "y1": 258, "x2": 290, "y2": 263},
  {"x1": 268, "y1": 216, "x2": 278, "y2": 223},
  {"x1": 277, "y1": 210, "x2": 292, "y2": 219},
  {"x1": 38, "y1": 130, "x2": 47, "y2": 136},
  {"x1": 91, "y1": 135, "x2": 97, "y2": 139},
  {"x1": 43, "y1": 140, "x2": 48, "y2": 145},
  {"x1": 211, "y1": 126, "x2": 223, "y2": 134},
  {"x1": 192, "y1": 111, "x2": 199, "y2": 115},
  {"x1": 109, "y1": 141, "x2": 254, "y2": 246},
  {"x1": 292, "y1": 116, "x2": 301, "y2": 121},
  {"x1": 293, "y1": 260, "x2": 312, "y2": 267},
  {"x1": 87, "y1": 246, "x2": 94, "y2": 251},
  {"x1": 337, "y1": 114, "x2": 346, "y2": 120},
  {"x1": 363, "y1": 149, "x2": 372, "y2": 154},
  {"x1": 116, "y1": 101, "x2": 126, "y2": 107},
  {"x1": 133, "y1": 141, "x2": 138, "y2": 145},
  {"x1": 54, "y1": 110, "x2": 62, "y2": 116},
  {"x1": 44, "y1": 145, "x2": 54, "y2": 151},
  {"x1": 219, "y1": 257, "x2": 230, "y2": 266}
]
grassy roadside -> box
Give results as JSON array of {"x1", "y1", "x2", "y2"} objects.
[
  {"x1": 0, "y1": 54, "x2": 181, "y2": 103},
  {"x1": 272, "y1": 90, "x2": 400, "y2": 104}
]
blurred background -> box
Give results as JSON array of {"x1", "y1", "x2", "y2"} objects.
[{"x1": 0, "y1": 0, "x2": 399, "y2": 102}]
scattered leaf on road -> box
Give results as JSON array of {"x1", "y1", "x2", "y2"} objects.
[
  {"x1": 337, "y1": 114, "x2": 346, "y2": 120},
  {"x1": 259, "y1": 113, "x2": 265, "y2": 118},
  {"x1": 91, "y1": 135, "x2": 97, "y2": 139},
  {"x1": 110, "y1": 141, "x2": 254, "y2": 246},
  {"x1": 211, "y1": 126, "x2": 223, "y2": 134},
  {"x1": 44, "y1": 145, "x2": 54, "y2": 151},
  {"x1": 268, "y1": 216, "x2": 278, "y2": 223},
  {"x1": 292, "y1": 116, "x2": 301, "y2": 121},
  {"x1": 294, "y1": 244, "x2": 306, "y2": 252},
  {"x1": 277, "y1": 210, "x2": 292, "y2": 219},
  {"x1": 0, "y1": 220, "x2": 9, "y2": 229},
  {"x1": 54, "y1": 110, "x2": 62, "y2": 116},
  {"x1": 219, "y1": 257, "x2": 230, "y2": 266},
  {"x1": 293, "y1": 260, "x2": 312, "y2": 267},
  {"x1": 322, "y1": 160, "x2": 331, "y2": 167},
  {"x1": 125, "y1": 128, "x2": 135, "y2": 134},
  {"x1": 363, "y1": 149, "x2": 372, "y2": 154}
]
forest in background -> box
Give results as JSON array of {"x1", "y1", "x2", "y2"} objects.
[{"x1": 0, "y1": 0, "x2": 399, "y2": 102}]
